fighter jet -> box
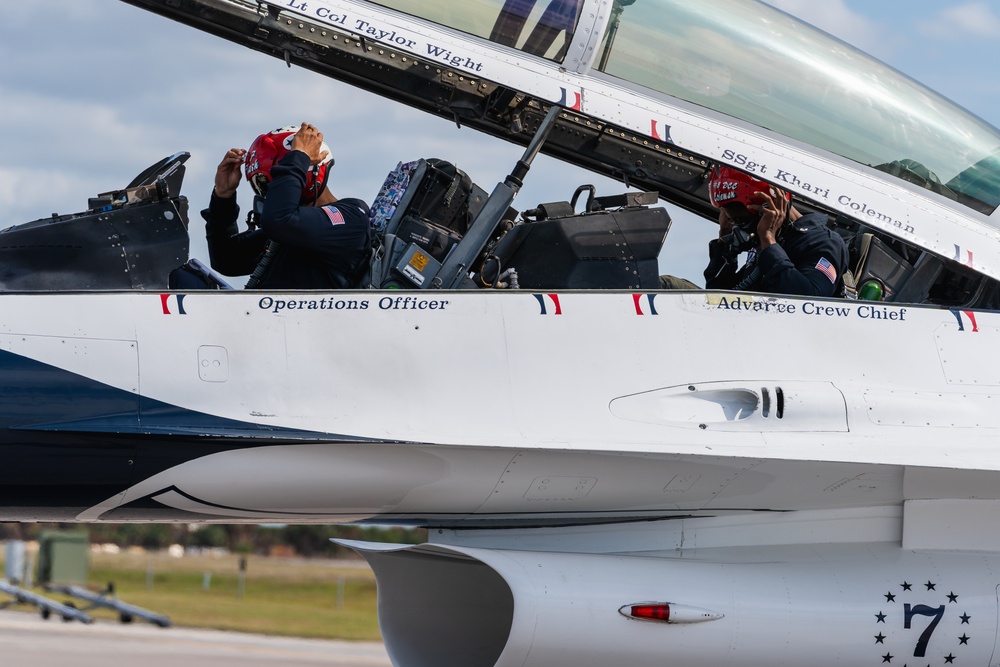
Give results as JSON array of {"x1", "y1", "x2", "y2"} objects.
[{"x1": 2, "y1": 0, "x2": 999, "y2": 665}]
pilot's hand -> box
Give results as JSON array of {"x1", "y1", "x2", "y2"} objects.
[
  {"x1": 213, "y1": 148, "x2": 246, "y2": 199},
  {"x1": 752, "y1": 186, "x2": 788, "y2": 250},
  {"x1": 291, "y1": 123, "x2": 330, "y2": 166}
]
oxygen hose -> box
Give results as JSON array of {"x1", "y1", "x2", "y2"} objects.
[
  {"x1": 245, "y1": 240, "x2": 278, "y2": 289},
  {"x1": 734, "y1": 265, "x2": 762, "y2": 291}
]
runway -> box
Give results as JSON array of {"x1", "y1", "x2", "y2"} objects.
[{"x1": 0, "y1": 609, "x2": 392, "y2": 666}]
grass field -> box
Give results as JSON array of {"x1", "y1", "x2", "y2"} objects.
[{"x1": 5, "y1": 550, "x2": 382, "y2": 641}]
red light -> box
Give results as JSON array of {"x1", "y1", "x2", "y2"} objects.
[
  {"x1": 620, "y1": 601, "x2": 724, "y2": 624},
  {"x1": 630, "y1": 604, "x2": 671, "y2": 622}
]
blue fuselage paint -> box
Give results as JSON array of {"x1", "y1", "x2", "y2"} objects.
[{"x1": 0, "y1": 349, "x2": 349, "y2": 520}]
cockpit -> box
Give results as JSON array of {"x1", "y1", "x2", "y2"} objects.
[
  {"x1": 7, "y1": 0, "x2": 1000, "y2": 310},
  {"x1": 1, "y1": 140, "x2": 995, "y2": 313}
]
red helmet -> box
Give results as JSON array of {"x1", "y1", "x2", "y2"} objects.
[
  {"x1": 244, "y1": 125, "x2": 333, "y2": 201},
  {"x1": 707, "y1": 165, "x2": 788, "y2": 209}
]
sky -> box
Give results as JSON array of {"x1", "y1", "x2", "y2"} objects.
[{"x1": 2, "y1": 0, "x2": 1000, "y2": 286}]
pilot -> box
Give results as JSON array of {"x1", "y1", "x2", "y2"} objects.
[
  {"x1": 204, "y1": 123, "x2": 371, "y2": 289},
  {"x1": 703, "y1": 166, "x2": 849, "y2": 297}
]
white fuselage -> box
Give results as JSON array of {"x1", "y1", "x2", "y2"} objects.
[{"x1": 0, "y1": 289, "x2": 993, "y2": 523}]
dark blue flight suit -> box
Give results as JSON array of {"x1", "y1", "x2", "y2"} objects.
[
  {"x1": 204, "y1": 150, "x2": 371, "y2": 289},
  {"x1": 705, "y1": 212, "x2": 849, "y2": 297}
]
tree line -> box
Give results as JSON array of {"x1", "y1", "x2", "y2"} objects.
[{"x1": 0, "y1": 522, "x2": 426, "y2": 558}]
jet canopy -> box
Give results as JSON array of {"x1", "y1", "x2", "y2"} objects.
[{"x1": 375, "y1": 0, "x2": 1000, "y2": 219}]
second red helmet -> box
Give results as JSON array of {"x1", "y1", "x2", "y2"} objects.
[
  {"x1": 707, "y1": 165, "x2": 788, "y2": 209},
  {"x1": 244, "y1": 125, "x2": 333, "y2": 202}
]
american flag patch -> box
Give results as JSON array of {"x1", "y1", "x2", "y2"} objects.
[
  {"x1": 815, "y1": 257, "x2": 837, "y2": 284},
  {"x1": 322, "y1": 206, "x2": 345, "y2": 225}
]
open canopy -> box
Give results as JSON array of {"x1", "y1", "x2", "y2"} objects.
[{"x1": 374, "y1": 0, "x2": 1000, "y2": 219}]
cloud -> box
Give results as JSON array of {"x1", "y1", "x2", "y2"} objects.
[{"x1": 918, "y1": 2, "x2": 1000, "y2": 39}]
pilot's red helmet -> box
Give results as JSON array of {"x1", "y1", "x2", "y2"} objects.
[
  {"x1": 244, "y1": 125, "x2": 333, "y2": 202},
  {"x1": 707, "y1": 165, "x2": 787, "y2": 209}
]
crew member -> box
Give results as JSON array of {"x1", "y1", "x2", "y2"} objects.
[
  {"x1": 204, "y1": 123, "x2": 371, "y2": 289},
  {"x1": 704, "y1": 166, "x2": 849, "y2": 297}
]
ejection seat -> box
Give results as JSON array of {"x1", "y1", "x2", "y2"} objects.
[
  {"x1": 367, "y1": 159, "x2": 487, "y2": 289},
  {"x1": 479, "y1": 188, "x2": 671, "y2": 290}
]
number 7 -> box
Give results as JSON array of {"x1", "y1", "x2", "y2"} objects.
[{"x1": 903, "y1": 604, "x2": 945, "y2": 657}]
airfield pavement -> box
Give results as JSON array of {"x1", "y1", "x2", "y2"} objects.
[{"x1": 0, "y1": 609, "x2": 392, "y2": 666}]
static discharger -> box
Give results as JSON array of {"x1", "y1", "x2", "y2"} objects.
[{"x1": 619, "y1": 602, "x2": 725, "y2": 624}]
